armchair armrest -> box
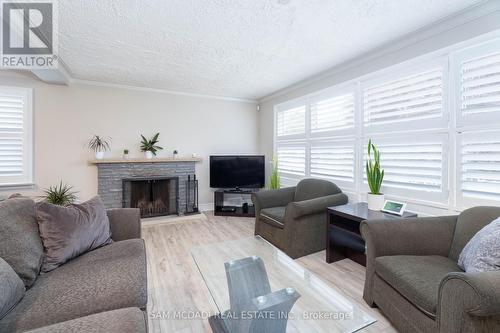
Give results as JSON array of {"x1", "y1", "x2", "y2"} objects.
[
  {"x1": 286, "y1": 193, "x2": 348, "y2": 219},
  {"x1": 438, "y1": 271, "x2": 500, "y2": 332},
  {"x1": 360, "y1": 215, "x2": 458, "y2": 258},
  {"x1": 251, "y1": 187, "x2": 296, "y2": 210},
  {"x1": 107, "y1": 208, "x2": 141, "y2": 241},
  {"x1": 439, "y1": 271, "x2": 500, "y2": 317}
]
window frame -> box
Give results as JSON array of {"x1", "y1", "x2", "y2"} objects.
[{"x1": 0, "y1": 86, "x2": 34, "y2": 187}]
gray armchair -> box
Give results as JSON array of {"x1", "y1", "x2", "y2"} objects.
[
  {"x1": 360, "y1": 206, "x2": 500, "y2": 333},
  {"x1": 251, "y1": 178, "x2": 348, "y2": 259}
]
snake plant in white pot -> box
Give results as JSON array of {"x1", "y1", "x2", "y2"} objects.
[{"x1": 366, "y1": 139, "x2": 385, "y2": 210}]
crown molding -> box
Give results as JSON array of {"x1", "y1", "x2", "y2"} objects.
[
  {"x1": 69, "y1": 78, "x2": 258, "y2": 104},
  {"x1": 258, "y1": 0, "x2": 500, "y2": 103}
]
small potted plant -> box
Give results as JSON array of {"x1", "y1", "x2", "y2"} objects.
[
  {"x1": 123, "y1": 149, "x2": 129, "y2": 159},
  {"x1": 366, "y1": 139, "x2": 385, "y2": 210},
  {"x1": 140, "y1": 133, "x2": 163, "y2": 159},
  {"x1": 173, "y1": 150, "x2": 178, "y2": 158},
  {"x1": 42, "y1": 182, "x2": 77, "y2": 206},
  {"x1": 269, "y1": 156, "x2": 280, "y2": 190},
  {"x1": 88, "y1": 135, "x2": 110, "y2": 159}
]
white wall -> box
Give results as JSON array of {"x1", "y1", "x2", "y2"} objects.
[
  {"x1": 0, "y1": 71, "x2": 258, "y2": 207},
  {"x1": 257, "y1": 5, "x2": 500, "y2": 215}
]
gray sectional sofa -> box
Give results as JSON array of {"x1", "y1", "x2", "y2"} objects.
[{"x1": 0, "y1": 197, "x2": 148, "y2": 333}]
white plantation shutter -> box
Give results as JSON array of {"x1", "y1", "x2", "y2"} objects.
[
  {"x1": 364, "y1": 135, "x2": 446, "y2": 202},
  {"x1": 459, "y1": 131, "x2": 500, "y2": 205},
  {"x1": 310, "y1": 139, "x2": 355, "y2": 188},
  {"x1": 363, "y1": 68, "x2": 444, "y2": 131},
  {"x1": 0, "y1": 87, "x2": 32, "y2": 185},
  {"x1": 461, "y1": 51, "x2": 500, "y2": 116},
  {"x1": 276, "y1": 105, "x2": 306, "y2": 138},
  {"x1": 276, "y1": 142, "x2": 306, "y2": 186},
  {"x1": 310, "y1": 93, "x2": 355, "y2": 134}
]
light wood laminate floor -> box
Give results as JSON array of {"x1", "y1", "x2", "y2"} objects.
[{"x1": 143, "y1": 212, "x2": 397, "y2": 333}]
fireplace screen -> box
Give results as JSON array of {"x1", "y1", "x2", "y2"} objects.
[{"x1": 122, "y1": 177, "x2": 179, "y2": 218}]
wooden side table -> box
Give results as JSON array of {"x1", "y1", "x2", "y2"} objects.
[{"x1": 326, "y1": 202, "x2": 417, "y2": 266}]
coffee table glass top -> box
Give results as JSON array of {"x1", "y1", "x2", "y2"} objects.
[{"x1": 191, "y1": 236, "x2": 376, "y2": 333}]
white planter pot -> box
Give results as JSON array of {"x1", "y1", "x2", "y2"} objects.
[
  {"x1": 367, "y1": 193, "x2": 385, "y2": 210},
  {"x1": 145, "y1": 151, "x2": 153, "y2": 159},
  {"x1": 95, "y1": 151, "x2": 105, "y2": 160}
]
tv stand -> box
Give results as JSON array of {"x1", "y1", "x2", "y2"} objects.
[{"x1": 214, "y1": 189, "x2": 258, "y2": 217}]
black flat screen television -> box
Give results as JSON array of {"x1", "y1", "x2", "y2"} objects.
[{"x1": 210, "y1": 155, "x2": 265, "y2": 189}]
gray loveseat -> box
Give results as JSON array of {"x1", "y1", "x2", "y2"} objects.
[
  {"x1": 361, "y1": 206, "x2": 500, "y2": 333},
  {"x1": 0, "y1": 197, "x2": 148, "y2": 333},
  {"x1": 252, "y1": 178, "x2": 348, "y2": 259}
]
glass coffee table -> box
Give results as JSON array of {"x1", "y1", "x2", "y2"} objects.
[{"x1": 191, "y1": 236, "x2": 376, "y2": 333}]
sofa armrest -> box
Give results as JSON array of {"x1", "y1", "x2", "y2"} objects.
[
  {"x1": 107, "y1": 208, "x2": 141, "y2": 241},
  {"x1": 438, "y1": 271, "x2": 500, "y2": 332},
  {"x1": 286, "y1": 193, "x2": 348, "y2": 219},
  {"x1": 439, "y1": 271, "x2": 500, "y2": 317},
  {"x1": 251, "y1": 187, "x2": 296, "y2": 210},
  {"x1": 361, "y1": 215, "x2": 457, "y2": 306}
]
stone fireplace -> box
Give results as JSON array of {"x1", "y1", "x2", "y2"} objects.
[{"x1": 91, "y1": 157, "x2": 202, "y2": 216}]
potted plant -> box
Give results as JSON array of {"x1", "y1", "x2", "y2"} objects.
[
  {"x1": 88, "y1": 135, "x2": 110, "y2": 159},
  {"x1": 123, "y1": 149, "x2": 129, "y2": 159},
  {"x1": 173, "y1": 150, "x2": 178, "y2": 158},
  {"x1": 140, "y1": 133, "x2": 163, "y2": 159},
  {"x1": 269, "y1": 156, "x2": 280, "y2": 190},
  {"x1": 43, "y1": 182, "x2": 77, "y2": 206},
  {"x1": 366, "y1": 139, "x2": 385, "y2": 210}
]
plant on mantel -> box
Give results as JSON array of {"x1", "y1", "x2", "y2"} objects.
[
  {"x1": 140, "y1": 133, "x2": 163, "y2": 159},
  {"x1": 42, "y1": 182, "x2": 77, "y2": 206},
  {"x1": 366, "y1": 139, "x2": 385, "y2": 210},
  {"x1": 88, "y1": 135, "x2": 111, "y2": 160}
]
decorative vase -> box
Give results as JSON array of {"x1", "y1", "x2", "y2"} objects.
[
  {"x1": 367, "y1": 193, "x2": 385, "y2": 210},
  {"x1": 95, "y1": 151, "x2": 105, "y2": 160},
  {"x1": 123, "y1": 153, "x2": 129, "y2": 159},
  {"x1": 145, "y1": 151, "x2": 153, "y2": 159}
]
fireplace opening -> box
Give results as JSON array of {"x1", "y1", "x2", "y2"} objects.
[{"x1": 122, "y1": 177, "x2": 179, "y2": 218}]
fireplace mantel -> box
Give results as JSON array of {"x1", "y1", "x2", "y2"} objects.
[{"x1": 89, "y1": 157, "x2": 203, "y2": 164}]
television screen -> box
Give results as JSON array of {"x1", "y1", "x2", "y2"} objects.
[{"x1": 210, "y1": 155, "x2": 265, "y2": 189}]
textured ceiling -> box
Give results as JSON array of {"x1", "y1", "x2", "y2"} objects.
[{"x1": 59, "y1": 0, "x2": 484, "y2": 100}]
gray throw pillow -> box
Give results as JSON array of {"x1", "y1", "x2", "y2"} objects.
[
  {"x1": 36, "y1": 196, "x2": 113, "y2": 272},
  {"x1": 0, "y1": 197, "x2": 44, "y2": 288},
  {"x1": 458, "y1": 217, "x2": 500, "y2": 273},
  {"x1": 0, "y1": 257, "x2": 25, "y2": 319}
]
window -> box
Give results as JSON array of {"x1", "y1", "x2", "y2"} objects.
[
  {"x1": 0, "y1": 87, "x2": 33, "y2": 186},
  {"x1": 310, "y1": 93, "x2": 355, "y2": 135},
  {"x1": 455, "y1": 39, "x2": 500, "y2": 126},
  {"x1": 274, "y1": 35, "x2": 500, "y2": 211},
  {"x1": 310, "y1": 139, "x2": 355, "y2": 189},
  {"x1": 363, "y1": 65, "x2": 446, "y2": 133},
  {"x1": 276, "y1": 104, "x2": 306, "y2": 138},
  {"x1": 458, "y1": 130, "x2": 500, "y2": 206},
  {"x1": 363, "y1": 134, "x2": 447, "y2": 203}
]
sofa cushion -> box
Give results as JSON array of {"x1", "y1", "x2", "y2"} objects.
[
  {"x1": 260, "y1": 206, "x2": 286, "y2": 228},
  {"x1": 23, "y1": 308, "x2": 147, "y2": 333},
  {"x1": 36, "y1": 196, "x2": 113, "y2": 272},
  {"x1": 458, "y1": 217, "x2": 500, "y2": 272},
  {"x1": 0, "y1": 197, "x2": 44, "y2": 287},
  {"x1": 375, "y1": 255, "x2": 462, "y2": 317},
  {"x1": 449, "y1": 206, "x2": 500, "y2": 261},
  {"x1": 0, "y1": 239, "x2": 147, "y2": 332},
  {"x1": 0, "y1": 258, "x2": 25, "y2": 319},
  {"x1": 294, "y1": 178, "x2": 341, "y2": 202}
]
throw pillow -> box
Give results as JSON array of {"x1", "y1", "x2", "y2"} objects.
[
  {"x1": 0, "y1": 197, "x2": 44, "y2": 288},
  {"x1": 36, "y1": 196, "x2": 113, "y2": 272},
  {"x1": 0, "y1": 257, "x2": 25, "y2": 319},
  {"x1": 458, "y1": 216, "x2": 500, "y2": 272}
]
